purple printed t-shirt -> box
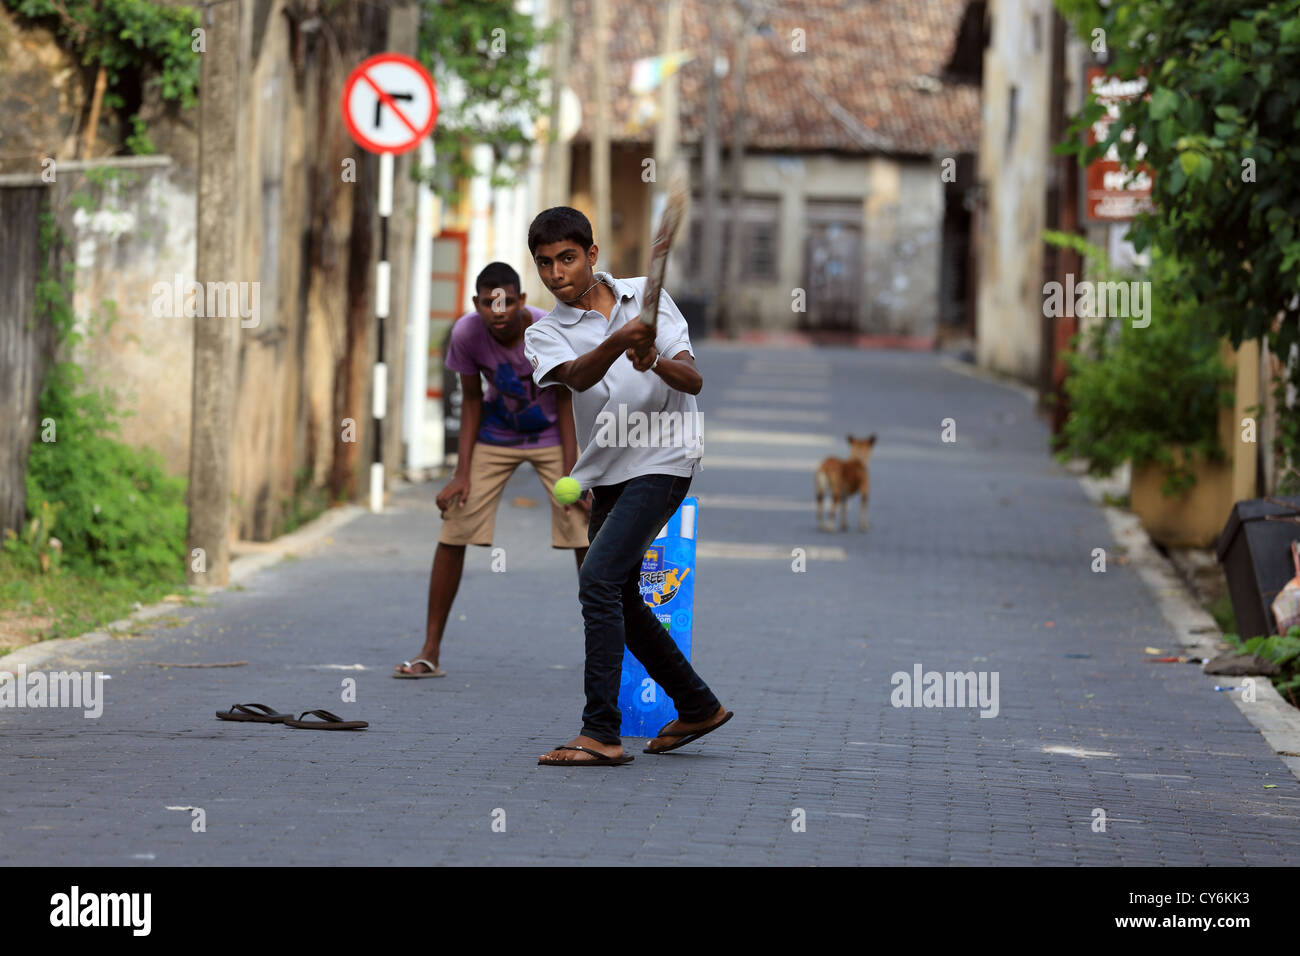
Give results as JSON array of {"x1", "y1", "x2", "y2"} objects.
[{"x1": 444, "y1": 305, "x2": 561, "y2": 447}]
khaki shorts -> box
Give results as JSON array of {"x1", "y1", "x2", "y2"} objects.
[{"x1": 438, "y1": 443, "x2": 589, "y2": 548}]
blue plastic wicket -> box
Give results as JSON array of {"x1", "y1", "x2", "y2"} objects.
[{"x1": 618, "y1": 497, "x2": 698, "y2": 737}]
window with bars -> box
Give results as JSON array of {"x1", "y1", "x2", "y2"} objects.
[{"x1": 685, "y1": 196, "x2": 781, "y2": 283}]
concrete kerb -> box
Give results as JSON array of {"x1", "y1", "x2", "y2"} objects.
[
  {"x1": 0, "y1": 503, "x2": 367, "y2": 676},
  {"x1": 935, "y1": 356, "x2": 1300, "y2": 781}
]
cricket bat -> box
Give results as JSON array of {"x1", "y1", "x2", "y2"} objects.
[{"x1": 639, "y1": 159, "x2": 691, "y2": 330}]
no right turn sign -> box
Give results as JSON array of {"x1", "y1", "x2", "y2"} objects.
[{"x1": 341, "y1": 53, "x2": 438, "y2": 154}]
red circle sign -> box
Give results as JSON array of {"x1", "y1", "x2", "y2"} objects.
[{"x1": 341, "y1": 53, "x2": 438, "y2": 154}]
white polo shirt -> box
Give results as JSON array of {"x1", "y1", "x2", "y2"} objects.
[{"x1": 524, "y1": 272, "x2": 704, "y2": 490}]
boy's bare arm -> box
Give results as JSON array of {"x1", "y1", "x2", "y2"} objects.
[
  {"x1": 436, "y1": 372, "x2": 482, "y2": 514},
  {"x1": 554, "y1": 388, "x2": 590, "y2": 514},
  {"x1": 555, "y1": 387, "x2": 578, "y2": 475},
  {"x1": 644, "y1": 350, "x2": 702, "y2": 395},
  {"x1": 549, "y1": 322, "x2": 650, "y2": 392},
  {"x1": 454, "y1": 372, "x2": 483, "y2": 476}
]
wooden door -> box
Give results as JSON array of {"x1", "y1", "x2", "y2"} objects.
[{"x1": 802, "y1": 201, "x2": 862, "y2": 332}]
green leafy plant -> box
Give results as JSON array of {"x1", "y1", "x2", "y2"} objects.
[
  {"x1": 1224, "y1": 627, "x2": 1300, "y2": 704},
  {"x1": 2, "y1": 500, "x2": 64, "y2": 573},
  {"x1": 1049, "y1": 234, "x2": 1234, "y2": 495},
  {"x1": 418, "y1": 0, "x2": 554, "y2": 205},
  {"x1": 1055, "y1": 0, "x2": 1300, "y2": 493},
  {"x1": 24, "y1": 365, "x2": 187, "y2": 581},
  {"x1": 124, "y1": 113, "x2": 156, "y2": 155},
  {"x1": 22, "y1": 210, "x2": 187, "y2": 584},
  {"x1": 3, "y1": 0, "x2": 199, "y2": 155}
]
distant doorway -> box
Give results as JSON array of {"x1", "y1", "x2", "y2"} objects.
[{"x1": 801, "y1": 201, "x2": 863, "y2": 333}]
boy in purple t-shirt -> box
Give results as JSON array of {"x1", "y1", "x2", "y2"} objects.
[{"x1": 394, "y1": 262, "x2": 589, "y2": 678}]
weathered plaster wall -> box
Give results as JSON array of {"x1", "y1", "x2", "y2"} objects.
[{"x1": 57, "y1": 158, "x2": 197, "y2": 477}]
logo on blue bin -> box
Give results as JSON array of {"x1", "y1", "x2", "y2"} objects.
[{"x1": 640, "y1": 544, "x2": 690, "y2": 608}]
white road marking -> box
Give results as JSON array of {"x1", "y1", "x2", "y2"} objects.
[
  {"x1": 696, "y1": 542, "x2": 847, "y2": 561},
  {"x1": 706, "y1": 428, "x2": 835, "y2": 446},
  {"x1": 702, "y1": 455, "x2": 822, "y2": 471},
  {"x1": 1042, "y1": 746, "x2": 1117, "y2": 758},
  {"x1": 695, "y1": 494, "x2": 814, "y2": 512}
]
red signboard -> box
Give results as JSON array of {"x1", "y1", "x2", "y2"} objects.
[{"x1": 1083, "y1": 66, "x2": 1153, "y2": 222}]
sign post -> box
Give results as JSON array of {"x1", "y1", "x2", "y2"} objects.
[
  {"x1": 341, "y1": 53, "x2": 438, "y2": 512},
  {"x1": 1082, "y1": 66, "x2": 1153, "y2": 224}
]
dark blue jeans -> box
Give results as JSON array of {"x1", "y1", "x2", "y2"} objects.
[{"x1": 578, "y1": 473, "x2": 720, "y2": 744}]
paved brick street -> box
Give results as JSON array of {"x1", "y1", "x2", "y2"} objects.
[{"x1": 2, "y1": 344, "x2": 1298, "y2": 866}]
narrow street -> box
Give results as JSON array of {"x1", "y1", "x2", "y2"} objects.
[{"x1": 2, "y1": 344, "x2": 1296, "y2": 865}]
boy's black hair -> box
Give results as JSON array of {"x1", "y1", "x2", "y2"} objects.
[
  {"x1": 527, "y1": 206, "x2": 594, "y2": 255},
  {"x1": 475, "y1": 261, "x2": 522, "y2": 296}
]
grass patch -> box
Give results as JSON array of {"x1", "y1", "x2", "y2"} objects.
[{"x1": 0, "y1": 552, "x2": 187, "y2": 654}]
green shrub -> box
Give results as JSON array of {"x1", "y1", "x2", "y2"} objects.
[
  {"x1": 1, "y1": 499, "x2": 64, "y2": 573},
  {"x1": 1225, "y1": 628, "x2": 1300, "y2": 704},
  {"x1": 1050, "y1": 237, "x2": 1234, "y2": 495},
  {"x1": 20, "y1": 210, "x2": 187, "y2": 585},
  {"x1": 24, "y1": 359, "x2": 187, "y2": 583}
]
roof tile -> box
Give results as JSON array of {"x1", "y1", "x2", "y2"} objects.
[{"x1": 567, "y1": 0, "x2": 981, "y2": 155}]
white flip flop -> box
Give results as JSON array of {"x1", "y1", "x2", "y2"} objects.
[{"x1": 393, "y1": 658, "x2": 446, "y2": 679}]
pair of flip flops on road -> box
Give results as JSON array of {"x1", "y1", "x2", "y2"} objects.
[
  {"x1": 540, "y1": 710, "x2": 735, "y2": 767},
  {"x1": 216, "y1": 703, "x2": 368, "y2": 731},
  {"x1": 393, "y1": 658, "x2": 445, "y2": 679}
]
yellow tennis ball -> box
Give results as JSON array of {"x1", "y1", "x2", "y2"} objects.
[{"x1": 554, "y1": 476, "x2": 582, "y2": 505}]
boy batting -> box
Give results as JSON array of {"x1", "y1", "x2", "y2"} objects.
[{"x1": 524, "y1": 206, "x2": 732, "y2": 766}]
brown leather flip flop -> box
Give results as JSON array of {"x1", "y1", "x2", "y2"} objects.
[
  {"x1": 643, "y1": 710, "x2": 734, "y2": 754},
  {"x1": 538, "y1": 745, "x2": 634, "y2": 767},
  {"x1": 216, "y1": 703, "x2": 293, "y2": 723},
  {"x1": 283, "y1": 708, "x2": 368, "y2": 731}
]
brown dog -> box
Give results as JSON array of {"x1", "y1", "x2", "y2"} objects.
[{"x1": 815, "y1": 434, "x2": 876, "y2": 532}]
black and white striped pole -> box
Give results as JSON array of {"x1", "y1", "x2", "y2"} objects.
[
  {"x1": 340, "y1": 52, "x2": 439, "y2": 514},
  {"x1": 371, "y1": 149, "x2": 393, "y2": 513}
]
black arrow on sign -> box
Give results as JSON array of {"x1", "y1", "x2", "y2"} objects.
[{"x1": 375, "y1": 91, "x2": 414, "y2": 128}]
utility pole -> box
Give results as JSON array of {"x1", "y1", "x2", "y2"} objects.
[
  {"x1": 592, "y1": 0, "x2": 611, "y2": 268},
  {"x1": 721, "y1": 0, "x2": 754, "y2": 337},
  {"x1": 545, "y1": 0, "x2": 574, "y2": 208},
  {"x1": 652, "y1": 0, "x2": 683, "y2": 173},
  {"x1": 701, "y1": 14, "x2": 722, "y2": 326},
  {"x1": 186, "y1": 0, "x2": 240, "y2": 587}
]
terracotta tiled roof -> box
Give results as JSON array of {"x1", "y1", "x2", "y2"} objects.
[{"x1": 567, "y1": 0, "x2": 980, "y2": 155}]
